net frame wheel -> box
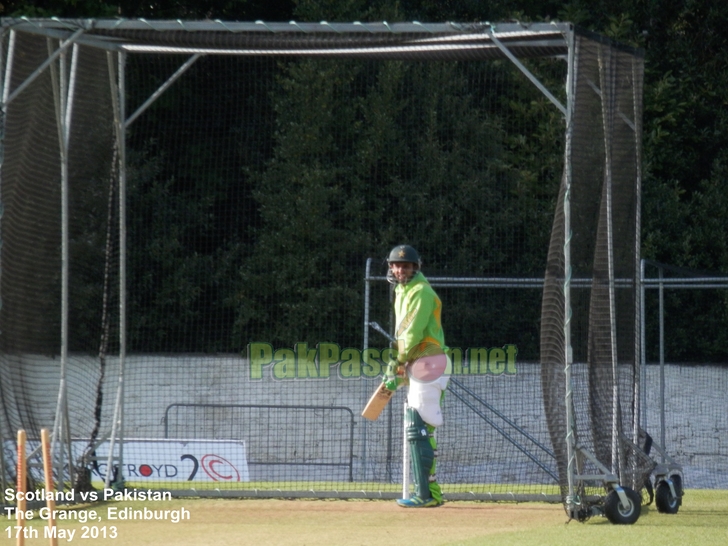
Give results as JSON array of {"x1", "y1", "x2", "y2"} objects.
[
  {"x1": 655, "y1": 475, "x2": 682, "y2": 514},
  {"x1": 603, "y1": 486, "x2": 641, "y2": 525}
]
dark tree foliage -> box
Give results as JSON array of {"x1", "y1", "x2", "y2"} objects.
[
  {"x1": 235, "y1": 53, "x2": 563, "y2": 351},
  {"x1": 4, "y1": 0, "x2": 728, "y2": 360}
]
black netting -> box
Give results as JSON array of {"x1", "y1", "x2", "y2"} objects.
[
  {"x1": 1, "y1": 22, "x2": 713, "y2": 511},
  {"x1": 540, "y1": 34, "x2": 653, "y2": 511}
]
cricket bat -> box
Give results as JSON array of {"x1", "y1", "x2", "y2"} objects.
[{"x1": 361, "y1": 382, "x2": 396, "y2": 421}]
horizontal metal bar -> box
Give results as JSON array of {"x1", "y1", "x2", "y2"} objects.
[
  {"x1": 642, "y1": 277, "x2": 728, "y2": 285},
  {"x1": 574, "y1": 474, "x2": 617, "y2": 481},
  {"x1": 2, "y1": 18, "x2": 571, "y2": 36},
  {"x1": 645, "y1": 284, "x2": 728, "y2": 289},
  {"x1": 165, "y1": 403, "x2": 354, "y2": 415},
  {"x1": 367, "y1": 274, "x2": 728, "y2": 290},
  {"x1": 118, "y1": 42, "x2": 509, "y2": 57},
  {"x1": 366, "y1": 275, "x2": 635, "y2": 288},
  {"x1": 248, "y1": 462, "x2": 349, "y2": 467},
  {"x1": 0, "y1": 25, "x2": 122, "y2": 51}
]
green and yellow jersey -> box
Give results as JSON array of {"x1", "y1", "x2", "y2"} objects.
[{"x1": 393, "y1": 271, "x2": 448, "y2": 363}]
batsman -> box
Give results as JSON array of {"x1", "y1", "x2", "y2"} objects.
[{"x1": 384, "y1": 244, "x2": 450, "y2": 508}]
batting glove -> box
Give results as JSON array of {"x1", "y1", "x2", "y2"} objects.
[{"x1": 383, "y1": 360, "x2": 405, "y2": 391}]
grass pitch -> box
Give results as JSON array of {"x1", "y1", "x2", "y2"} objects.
[{"x1": 2, "y1": 489, "x2": 727, "y2": 545}]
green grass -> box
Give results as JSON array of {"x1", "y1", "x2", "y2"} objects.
[
  {"x1": 445, "y1": 490, "x2": 728, "y2": 546},
  {"x1": 2, "y1": 489, "x2": 726, "y2": 545}
]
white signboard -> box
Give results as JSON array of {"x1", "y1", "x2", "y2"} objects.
[{"x1": 85, "y1": 439, "x2": 250, "y2": 483}]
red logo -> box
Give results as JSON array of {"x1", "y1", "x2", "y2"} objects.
[{"x1": 200, "y1": 454, "x2": 240, "y2": 481}]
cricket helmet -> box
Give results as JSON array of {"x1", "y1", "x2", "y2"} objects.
[{"x1": 386, "y1": 244, "x2": 421, "y2": 285}]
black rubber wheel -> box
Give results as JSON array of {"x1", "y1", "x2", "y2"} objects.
[
  {"x1": 671, "y1": 474, "x2": 683, "y2": 496},
  {"x1": 655, "y1": 477, "x2": 682, "y2": 514},
  {"x1": 604, "y1": 487, "x2": 642, "y2": 524}
]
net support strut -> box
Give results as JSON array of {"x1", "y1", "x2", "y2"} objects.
[
  {"x1": 487, "y1": 27, "x2": 567, "y2": 116},
  {"x1": 1, "y1": 27, "x2": 85, "y2": 108},
  {"x1": 125, "y1": 53, "x2": 202, "y2": 128}
]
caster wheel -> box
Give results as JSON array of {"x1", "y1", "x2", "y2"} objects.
[
  {"x1": 604, "y1": 487, "x2": 641, "y2": 524},
  {"x1": 655, "y1": 475, "x2": 682, "y2": 514}
]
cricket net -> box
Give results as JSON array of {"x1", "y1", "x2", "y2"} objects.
[{"x1": 0, "y1": 19, "x2": 667, "y2": 511}]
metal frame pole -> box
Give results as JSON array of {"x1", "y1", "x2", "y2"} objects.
[
  {"x1": 103, "y1": 49, "x2": 127, "y2": 489},
  {"x1": 118, "y1": 44, "x2": 128, "y2": 492},
  {"x1": 402, "y1": 402, "x2": 410, "y2": 499},
  {"x1": 361, "y1": 257, "x2": 373, "y2": 482},
  {"x1": 658, "y1": 265, "x2": 665, "y2": 463},
  {"x1": 51, "y1": 40, "x2": 80, "y2": 490},
  {"x1": 0, "y1": 27, "x2": 13, "y2": 494},
  {"x1": 562, "y1": 27, "x2": 579, "y2": 518},
  {"x1": 632, "y1": 54, "x2": 644, "y2": 451},
  {"x1": 595, "y1": 43, "x2": 621, "y2": 479},
  {"x1": 639, "y1": 260, "x2": 647, "y2": 432},
  {"x1": 2, "y1": 28, "x2": 84, "y2": 106}
]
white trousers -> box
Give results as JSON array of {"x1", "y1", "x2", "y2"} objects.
[{"x1": 406, "y1": 356, "x2": 450, "y2": 427}]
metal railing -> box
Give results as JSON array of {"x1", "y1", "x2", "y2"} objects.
[{"x1": 163, "y1": 403, "x2": 356, "y2": 482}]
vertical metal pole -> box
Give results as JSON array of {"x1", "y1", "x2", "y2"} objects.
[
  {"x1": 0, "y1": 28, "x2": 11, "y2": 226},
  {"x1": 105, "y1": 49, "x2": 127, "y2": 489},
  {"x1": 658, "y1": 265, "x2": 665, "y2": 463},
  {"x1": 48, "y1": 35, "x2": 68, "y2": 491},
  {"x1": 562, "y1": 28, "x2": 578, "y2": 518},
  {"x1": 52, "y1": 42, "x2": 79, "y2": 490},
  {"x1": 632, "y1": 57, "x2": 645, "y2": 449},
  {"x1": 117, "y1": 49, "x2": 128, "y2": 488},
  {"x1": 597, "y1": 44, "x2": 621, "y2": 478},
  {"x1": 0, "y1": 27, "x2": 14, "y2": 495},
  {"x1": 639, "y1": 260, "x2": 646, "y2": 432},
  {"x1": 402, "y1": 402, "x2": 410, "y2": 499},
  {"x1": 57, "y1": 41, "x2": 69, "y2": 461},
  {"x1": 388, "y1": 276, "x2": 396, "y2": 486},
  {"x1": 361, "y1": 257, "x2": 372, "y2": 481},
  {"x1": 363, "y1": 258, "x2": 372, "y2": 350}
]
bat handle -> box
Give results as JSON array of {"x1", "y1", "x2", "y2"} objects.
[{"x1": 369, "y1": 321, "x2": 396, "y2": 343}]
